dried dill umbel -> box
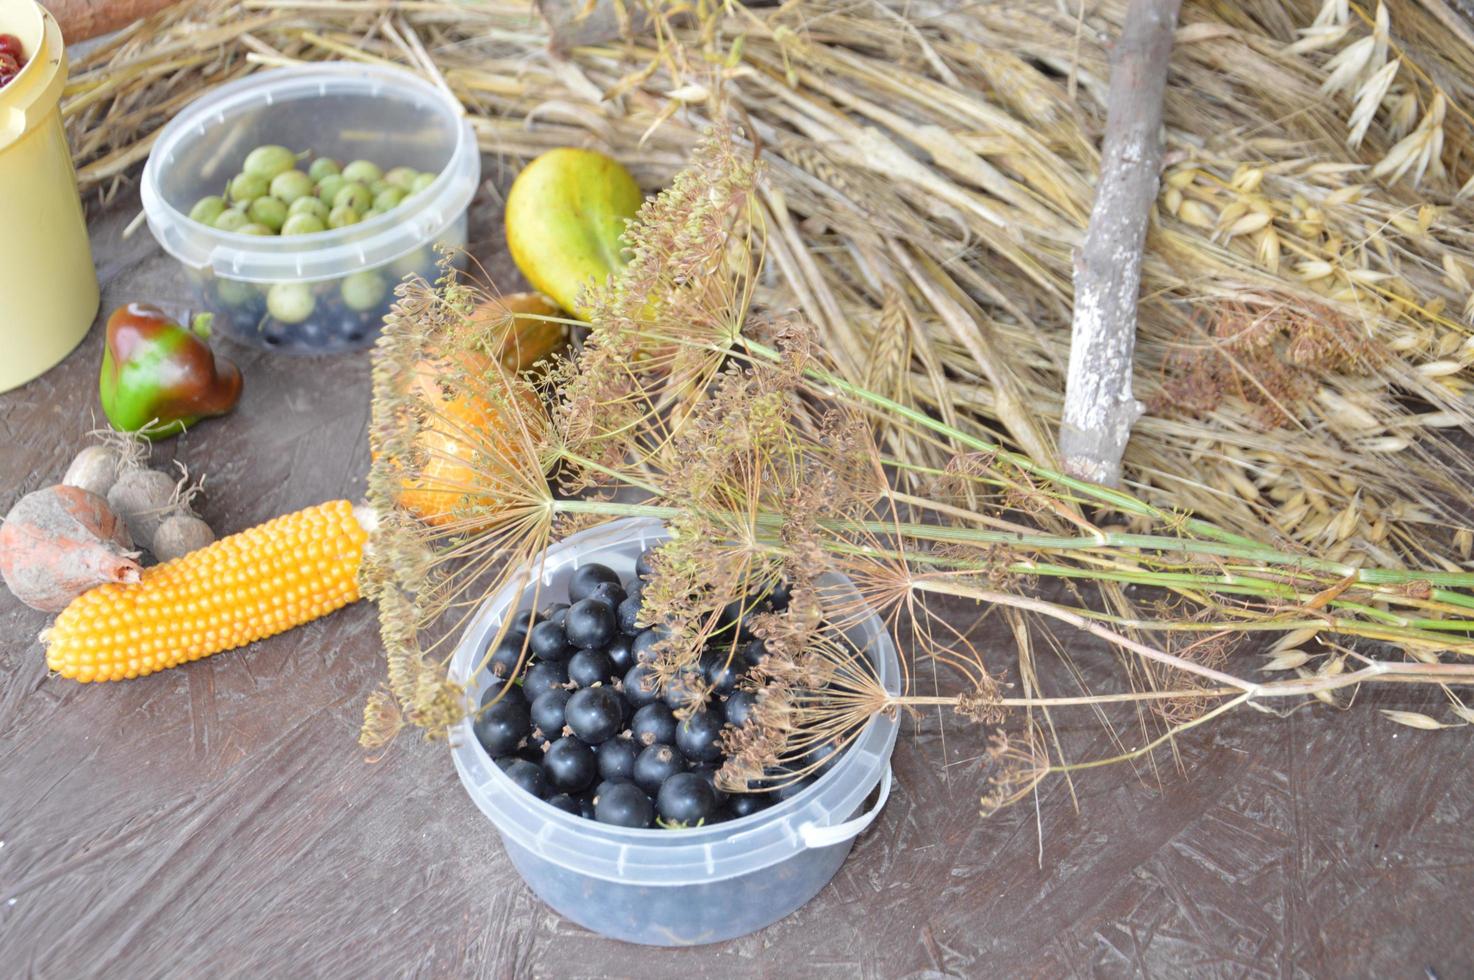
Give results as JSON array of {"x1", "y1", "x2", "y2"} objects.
[{"x1": 363, "y1": 122, "x2": 1474, "y2": 820}]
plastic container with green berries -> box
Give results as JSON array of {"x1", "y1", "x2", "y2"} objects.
[{"x1": 140, "y1": 64, "x2": 479, "y2": 353}]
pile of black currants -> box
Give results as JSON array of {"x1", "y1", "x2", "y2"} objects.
[{"x1": 474, "y1": 551, "x2": 821, "y2": 829}]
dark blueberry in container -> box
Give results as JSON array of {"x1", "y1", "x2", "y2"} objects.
[
  {"x1": 616, "y1": 593, "x2": 644, "y2": 635},
  {"x1": 606, "y1": 634, "x2": 634, "y2": 674},
  {"x1": 774, "y1": 773, "x2": 817, "y2": 801},
  {"x1": 501, "y1": 759, "x2": 546, "y2": 799},
  {"x1": 705, "y1": 807, "x2": 734, "y2": 825},
  {"x1": 802, "y1": 736, "x2": 845, "y2": 776},
  {"x1": 702, "y1": 650, "x2": 743, "y2": 696},
  {"x1": 631, "y1": 627, "x2": 667, "y2": 664},
  {"x1": 543, "y1": 737, "x2": 598, "y2": 793},
  {"x1": 529, "y1": 689, "x2": 570, "y2": 740},
  {"x1": 727, "y1": 791, "x2": 772, "y2": 818},
  {"x1": 523, "y1": 660, "x2": 569, "y2": 702},
  {"x1": 691, "y1": 763, "x2": 730, "y2": 807},
  {"x1": 594, "y1": 778, "x2": 628, "y2": 800},
  {"x1": 541, "y1": 602, "x2": 570, "y2": 626},
  {"x1": 675, "y1": 708, "x2": 725, "y2": 763},
  {"x1": 510, "y1": 608, "x2": 536, "y2": 632},
  {"x1": 565, "y1": 598, "x2": 617, "y2": 650},
  {"x1": 495, "y1": 756, "x2": 518, "y2": 773},
  {"x1": 663, "y1": 667, "x2": 708, "y2": 711},
  {"x1": 768, "y1": 580, "x2": 792, "y2": 610},
  {"x1": 630, "y1": 703, "x2": 677, "y2": 747},
  {"x1": 529, "y1": 620, "x2": 573, "y2": 662},
  {"x1": 568, "y1": 563, "x2": 621, "y2": 604},
  {"x1": 567, "y1": 647, "x2": 615, "y2": 688},
  {"x1": 585, "y1": 581, "x2": 627, "y2": 611},
  {"x1": 634, "y1": 547, "x2": 659, "y2": 581},
  {"x1": 741, "y1": 638, "x2": 770, "y2": 669},
  {"x1": 578, "y1": 793, "x2": 598, "y2": 820},
  {"x1": 479, "y1": 681, "x2": 527, "y2": 712},
  {"x1": 596, "y1": 737, "x2": 638, "y2": 782},
  {"x1": 474, "y1": 697, "x2": 531, "y2": 757},
  {"x1": 487, "y1": 634, "x2": 529, "y2": 681},
  {"x1": 657, "y1": 772, "x2": 717, "y2": 825},
  {"x1": 546, "y1": 793, "x2": 580, "y2": 815},
  {"x1": 633, "y1": 743, "x2": 686, "y2": 795},
  {"x1": 594, "y1": 781, "x2": 654, "y2": 828},
  {"x1": 564, "y1": 686, "x2": 624, "y2": 744},
  {"x1": 722, "y1": 689, "x2": 757, "y2": 729},
  {"x1": 622, "y1": 664, "x2": 662, "y2": 709}
]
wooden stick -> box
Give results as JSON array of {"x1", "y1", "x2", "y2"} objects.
[
  {"x1": 43, "y1": 0, "x2": 180, "y2": 43},
  {"x1": 1058, "y1": 0, "x2": 1181, "y2": 488}
]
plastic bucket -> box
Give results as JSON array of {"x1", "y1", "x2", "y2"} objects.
[
  {"x1": 140, "y1": 65, "x2": 479, "y2": 354},
  {"x1": 0, "y1": 0, "x2": 98, "y2": 393},
  {"x1": 448, "y1": 517, "x2": 901, "y2": 946}
]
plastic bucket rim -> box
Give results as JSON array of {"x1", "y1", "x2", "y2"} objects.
[
  {"x1": 0, "y1": 0, "x2": 63, "y2": 151},
  {"x1": 448, "y1": 516, "x2": 900, "y2": 886},
  {"x1": 139, "y1": 62, "x2": 477, "y2": 279}
]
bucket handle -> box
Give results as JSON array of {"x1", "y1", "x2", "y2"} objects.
[{"x1": 798, "y1": 764, "x2": 893, "y2": 849}]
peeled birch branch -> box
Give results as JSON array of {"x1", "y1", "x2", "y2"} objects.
[{"x1": 1059, "y1": 0, "x2": 1181, "y2": 487}]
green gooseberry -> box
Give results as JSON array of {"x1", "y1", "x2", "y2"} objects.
[
  {"x1": 410, "y1": 171, "x2": 437, "y2": 194},
  {"x1": 237, "y1": 223, "x2": 273, "y2": 236},
  {"x1": 281, "y1": 213, "x2": 326, "y2": 236},
  {"x1": 333, "y1": 182, "x2": 372, "y2": 213},
  {"x1": 341, "y1": 159, "x2": 383, "y2": 184},
  {"x1": 369, "y1": 178, "x2": 392, "y2": 197},
  {"x1": 362, "y1": 208, "x2": 385, "y2": 220},
  {"x1": 243, "y1": 144, "x2": 298, "y2": 181},
  {"x1": 327, "y1": 205, "x2": 361, "y2": 229},
  {"x1": 340, "y1": 270, "x2": 388, "y2": 312},
  {"x1": 267, "y1": 282, "x2": 316, "y2": 324},
  {"x1": 372, "y1": 187, "x2": 405, "y2": 212},
  {"x1": 248, "y1": 195, "x2": 288, "y2": 232},
  {"x1": 215, "y1": 277, "x2": 257, "y2": 308},
  {"x1": 288, "y1": 196, "x2": 329, "y2": 221},
  {"x1": 227, "y1": 172, "x2": 268, "y2": 205},
  {"x1": 270, "y1": 169, "x2": 315, "y2": 205},
  {"x1": 384, "y1": 166, "x2": 418, "y2": 190},
  {"x1": 188, "y1": 195, "x2": 227, "y2": 225},
  {"x1": 316, "y1": 174, "x2": 347, "y2": 205},
  {"x1": 214, "y1": 208, "x2": 250, "y2": 232},
  {"x1": 308, "y1": 157, "x2": 341, "y2": 182}
]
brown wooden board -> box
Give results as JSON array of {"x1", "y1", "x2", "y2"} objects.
[{"x1": 1, "y1": 179, "x2": 1471, "y2": 978}]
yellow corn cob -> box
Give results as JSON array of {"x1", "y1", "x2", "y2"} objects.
[{"x1": 44, "y1": 500, "x2": 368, "y2": 682}]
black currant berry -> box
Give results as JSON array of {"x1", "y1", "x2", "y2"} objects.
[
  {"x1": 633, "y1": 743, "x2": 686, "y2": 794},
  {"x1": 663, "y1": 666, "x2": 707, "y2": 711},
  {"x1": 656, "y1": 772, "x2": 717, "y2": 825},
  {"x1": 585, "y1": 581, "x2": 627, "y2": 611},
  {"x1": 480, "y1": 681, "x2": 526, "y2": 712},
  {"x1": 565, "y1": 598, "x2": 617, "y2": 650},
  {"x1": 634, "y1": 547, "x2": 659, "y2": 581},
  {"x1": 523, "y1": 660, "x2": 569, "y2": 702},
  {"x1": 774, "y1": 773, "x2": 817, "y2": 801},
  {"x1": 502, "y1": 759, "x2": 547, "y2": 799},
  {"x1": 631, "y1": 627, "x2": 666, "y2": 664},
  {"x1": 546, "y1": 793, "x2": 580, "y2": 815},
  {"x1": 722, "y1": 689, "x2": 757, "y2": 729},
  {"x1": 630, "y1": 702, "x2": 677, "y2": 747},
  {"x1": 543, "y1": 737, "x2": 598, "y2": 793},
  {"x1": 622, "y1": 664, "x2": 662, "y2": 709},
  {"x1": 616, "y1": 592, "x2": 643, "y2": 635},
  {"x1": 530, "y1": 689, "x2": 570, "y2": 740},
  {"x1": 541, "y1": 603, "x2": 569, "y2": 625},
  {"x1": 768, "y1": 580, "x2": 792, "y2": 610},
  {"x1": 691, "y1": 764, "x2": 730, "y2": 806},
  {"x1": 802, "y1": 736, "x2": 844, "y2": 776},
  {"x1": 606, "y1": 634, "x2": 634, "y2": 674},
  {"x1": 529, "y1": 620, "x2": 573, "y2": 662},
  {"x1": 564, "y1": 686, "x2": 624, "y2": 744},
  {"x1": 594, "y1": 781, "x2": 654, "y2": 828},
  {"x1": 567, "y1": 647, "x2": 615, "y2": 688},
  {"x1": 578, "y1": 794, "x2": 598, "y2": 820},
  {"x1": 727, "y1": 791, "x2": 772, "y2": 818},
  {"x1": 596, "y1": 737, "x2": 638, "y2": 783},
  {"x1": 740, "y1": 638, "x2": 769, "y2": 669},
  {"x1": 510, "y1": 608, "x2": 536, "y2": 632},
  {"x1": 474, "y1": 697, "x2": 531, "y2": 757},
  {"x1": 487, "y1": 635, "x2": 528, "y2": 681},
  {"x1": 702, "y1": 651, "x2": 743, "y2": 696},
  {"x1": 675, "y1": 708, "x2": 724, "y2": 763},
  {"x1": 568, "y1": 563, "x2": 621, "y2": 604}
]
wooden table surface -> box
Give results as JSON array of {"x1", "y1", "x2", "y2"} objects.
[{"x1": 2, "y1": 181, "x2": 1472, "y2": 979}]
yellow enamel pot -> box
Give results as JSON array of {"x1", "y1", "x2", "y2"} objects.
[{"x1": 0, "y1": 0, "x2": 98, "y2": 393}]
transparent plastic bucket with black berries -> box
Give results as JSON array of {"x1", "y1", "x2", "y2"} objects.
[
  {"x1": 448, "y1": 517, "x2": 900, "y2": 946},
  {"x1": 140, "y1": 64, "x2": 479, "y2": 354}
]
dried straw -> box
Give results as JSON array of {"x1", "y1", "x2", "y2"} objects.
[{"x1": 63, "y1": 0, "x2": 1474, "y2": 573}]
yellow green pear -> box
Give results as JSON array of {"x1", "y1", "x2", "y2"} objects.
[{"x1": 504, "y1": 149, "x2": 642, "y2": 320}]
